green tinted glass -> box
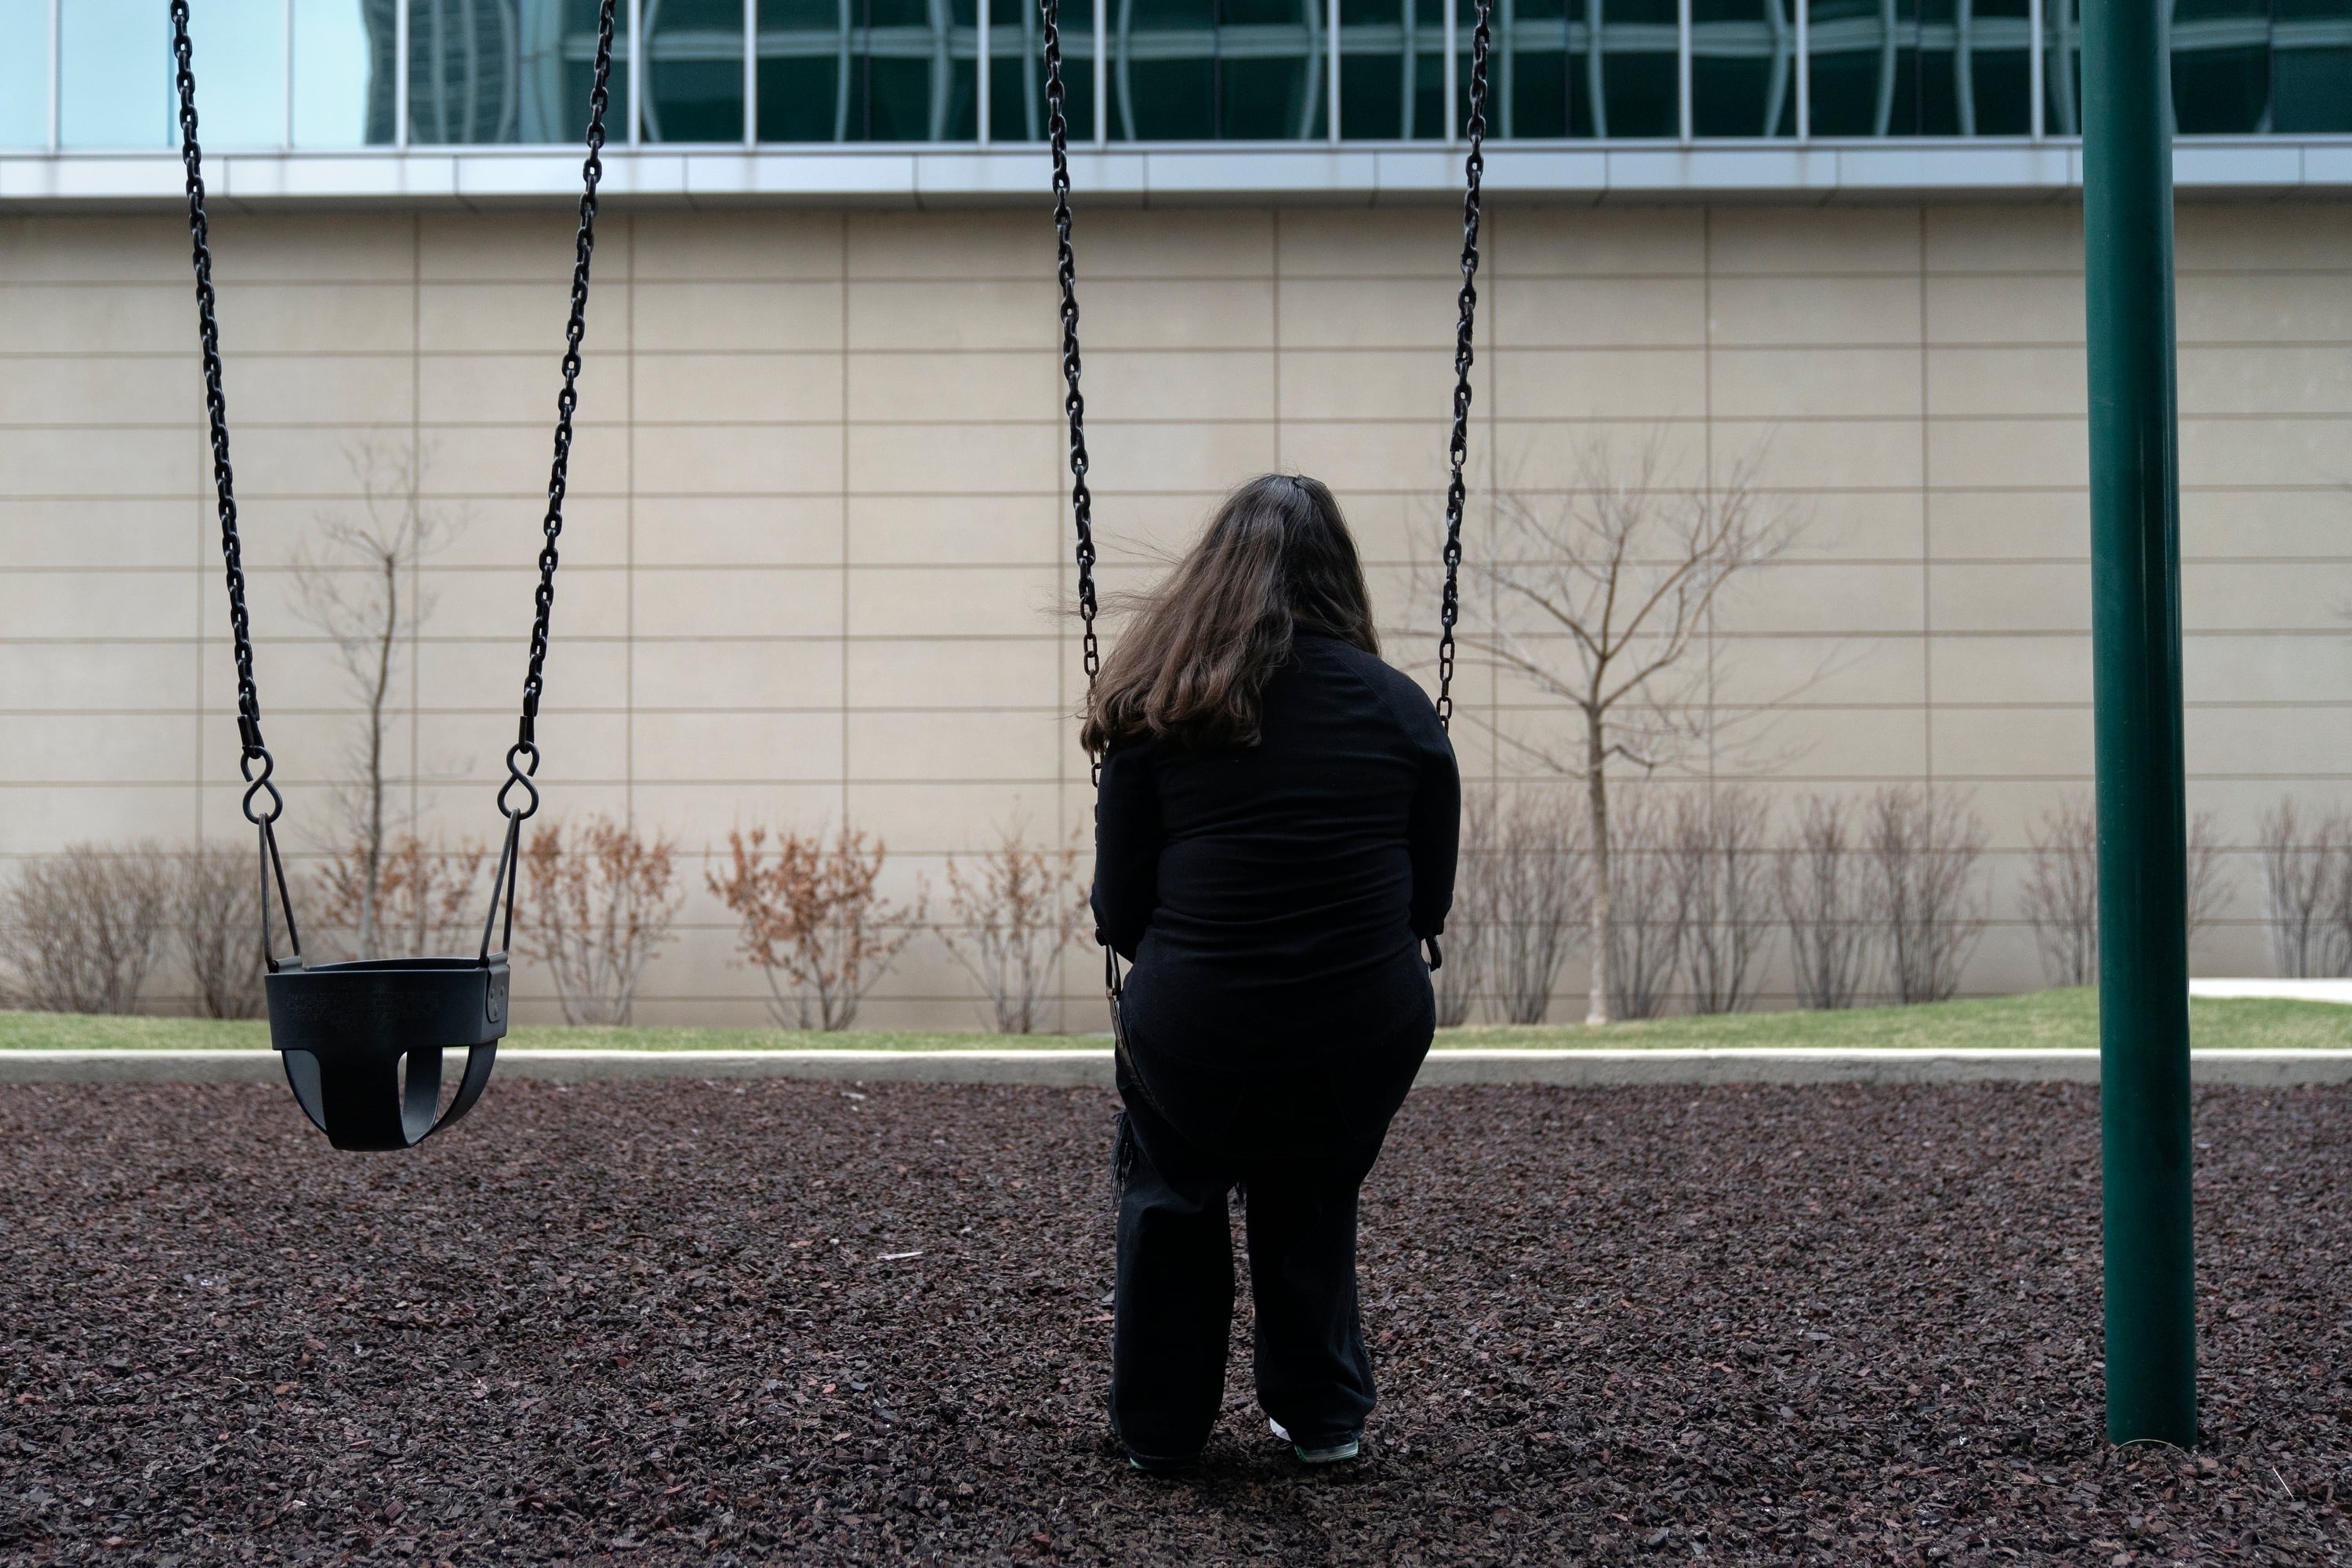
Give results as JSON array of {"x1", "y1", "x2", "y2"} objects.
[
  {"x1": 758, "y1": 0, "x2": 978, "y2": 140},
  {"x1": 990, "y1": 0, "x2": 1096, "y2": 140},
  {"x1": 1340, "y1": 0, "x2": 1446, "y2": 138},
  {"x1": 1110, "y1": 0, "x2": 1325, "y2": 139},
  {"x1": 1810, "y1": 0, "x2": 2029, "y2": 136},
  {"x1": 408, "y1": 0, "x2": 630, "y2": 143},
  {"x1": 1692, "y1": 0, "x2": 1795, "y2": 135},
  {"x1": 647, "y1": 0, "x2": 747, "y2": 141}
]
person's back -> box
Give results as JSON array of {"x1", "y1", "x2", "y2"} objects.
[
  {"x1": 1085, "y1": 474, "x2": 1459, "y2": 1472},
  {"x1": 1097, "y1": 630, "x2": 1455, "y2": 1053}
]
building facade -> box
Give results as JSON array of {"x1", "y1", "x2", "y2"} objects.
[{"x1": 2, "y1": 2, "x2": 2348, "y2": 1026}]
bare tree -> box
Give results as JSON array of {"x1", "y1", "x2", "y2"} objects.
[
  {"x1": 2259, "y1": 799, "x2": 2350, "y2": 978},
  {"x1": 1432, "y1": 787, "x2": 1497, "y2": 1027},
  {"x1": 1485, "y1": 785, "x2": 1587, "y2": 1025},
  {"x1": 709, "y1": 824, "x2": 924, "y2": 1031},
  {"x1": 2025, "y1": 791, "x2": 2234, "y2": 985},
  {"x1": 1451, "y1": 440, "x2": 1802, "y2": 1023},
  {"x1": 1778, "y1": 793, "x2": 1871, "y2": 1010},
  {"x1": 176, "y1": 842, "x2": 265, "y2": 1018},
  {"x1": 937, "y1": 817, "x2": 1089, "y2": 1034},
  {"x1": 1606, "y1": 790, "x2": 1682, "y2": 1020},
  {"x1": 1864, "y1": 786, "x2": 1989, "y2": 1004},
  {"x1": 0, "y1": 844, "x2": 172, "y2": 1014},
  {"x1": 289, "y1": 438, "x2": 463, "y2": 960},
  {"x1": 1671, "y1": 786, "x2": 1775, "y2": 1014}
]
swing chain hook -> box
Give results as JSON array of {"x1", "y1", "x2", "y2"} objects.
[
  {"x1": 498, "y1": 742, "x2": 543, "y2": 823},
  {"x1": 173, "y1": 2, "x2": 282, "y2": 811}
]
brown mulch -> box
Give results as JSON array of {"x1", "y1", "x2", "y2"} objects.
[{"x1": 0, "y1": 1079, "x2": 2345, "y2": 1566}]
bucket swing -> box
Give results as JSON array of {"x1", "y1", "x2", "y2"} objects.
[{"x1": 169, "y1": 0, "x2": 619, "y2": 1152}]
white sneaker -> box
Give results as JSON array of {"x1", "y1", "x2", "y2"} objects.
[{"x1": 1269, "y1": 1417, "x2": 1361, "y2": 1465}]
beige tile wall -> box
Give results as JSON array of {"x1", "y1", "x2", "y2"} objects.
[{"x1": 1, "y1": 200, "x2": 2347, "y2": 1027}]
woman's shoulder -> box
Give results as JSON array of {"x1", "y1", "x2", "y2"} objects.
[{"x1": 1293, "y1": 633, "x2": 1446, "y2": 739}]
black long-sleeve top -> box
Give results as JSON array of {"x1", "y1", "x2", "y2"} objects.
[{"x1": 1091, "y1": 629, "x2": 1461, "y2": 1053}]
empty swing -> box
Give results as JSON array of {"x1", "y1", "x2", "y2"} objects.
[
  {"x1": 169, "y1": 0, "x2": 619, "y2": 1152},
  {"x1": 1036, "y1": 0, "x2": 1494, "y2": 1005}
]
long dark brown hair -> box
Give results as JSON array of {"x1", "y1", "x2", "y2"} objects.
[{"x1": 1082, "y1": 474, "x2": 1378, "y2": 753}]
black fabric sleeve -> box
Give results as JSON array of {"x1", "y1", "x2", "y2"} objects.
[
  {"x1": 1406, "y1": 715, "x2": 1461, "y2": 942},
  {"x1": 1090, "y1": 739, "x2": 1163, "y2": 960}
]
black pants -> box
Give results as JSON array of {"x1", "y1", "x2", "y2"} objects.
[{"x1": 1109, "y1": 995, "x2": 1429, "y2": 1462}]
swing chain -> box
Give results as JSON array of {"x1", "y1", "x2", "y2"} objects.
[
  {"x1": 1041, "y1": 0, "x2": 1103, "y2": 788},
  {"x1": 171, "y1": 1, "x2": 279, "y2": 828},
  {"x1": 1436, "y1": 0, "x2": 1494, "y2": 735},
  {"x1": 507, "y1": 0, "x2": 618, "y2": 820}
]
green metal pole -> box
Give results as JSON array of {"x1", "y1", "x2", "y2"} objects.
[{"x1": 2083, "y1": 0, "x2": 2196, "y2": 1449}]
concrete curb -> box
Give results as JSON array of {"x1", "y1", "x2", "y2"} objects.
[{"x1": 4, "y1": 1047, "x2": 2350, "y2": 1088}]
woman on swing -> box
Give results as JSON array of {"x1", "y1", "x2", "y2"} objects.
[{"x1": 1087, "y1": 472, "x2": 1461, "y2": 1472}]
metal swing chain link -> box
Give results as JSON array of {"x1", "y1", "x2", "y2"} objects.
[
  {"x1": 1041, "y1": 0, "x2": 1102, "y2": 789},
  {"x1": 171, "y1": 2, "x2": 278, "y2": 826},
  {"x1": 505, "y1": 0, "x2": 618, "y2": 826},
  {"x1": 1436, "y1": 0, "x2": 1494, "y2": 735}
]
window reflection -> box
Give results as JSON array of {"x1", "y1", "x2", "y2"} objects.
[
  {"x1": 1692, "y1": 0, "x2": 1795, "y2": 135},
  {"x1": 296, "y1": 0, "x2": 389, "y2": 146},
  {"x1": 647, "y1": 0, "x2": 746, "y2": 140},
  {"x1": 408, "y1": 0, "x2": 630, "y2": 144},
  {"x1": 989, "y1": 0, "x2": 1097, "y2": 142},
  {"x1": 1, "y1": 0, "x2": 46, "y2": 147},
  {"x1": 756, "y1": 0, "x2": 978, "y2": 141},
  {"x1": 61, "y1": 0, "x2": 286, "y2": 148},
  {"x1": 1809, "y1": 0, "x2": 2031, "y2": 136},
  {"x1": 1339, "y1": 0, "x2": 1445, "y2": 139},
  {"x1": 1111, "y1": 0, "x2": 1326, "y2": 140}
]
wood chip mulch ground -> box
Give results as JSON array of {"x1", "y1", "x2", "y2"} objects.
[{"x1": 1, "y1": 1079, "x2": 2345, "y2": 1566}]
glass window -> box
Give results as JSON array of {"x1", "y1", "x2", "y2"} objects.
[
  {"x1": 1692, "y1": 0, "x2": 1795, "y2": 135},
  {"x1": 63, "y1": 0, "x2": 285, "y2": 148},
  {"x1": 646, "y1": 0, "x2": 747, "y2": 140},
  {"x1": 1809, "y1": 0, "x2": 2027, "y2": 136},
  {"x1": 294, "y1": 0, "x2": 392, "y2": 147},
  {"x1": 1526, "y1": 0, "x2": 1675, "y2": 137},
  {"x1": 1110, "y1": 0, "x2": 1326, "y2": 140},
  {"x1": 757, "y1": 0, "x2": 978, "y2": 140},
  {"x1": 1339, "y1": 0, "x2": 1446, "y2": 139},
  {"x1": 988, "y1": 0, "x2": 1096, "y2": 142},
  {"x1": 408, "y1": 0, "x2": 631, "y2": 144},
  {"x1": 2042, "y1": 0, "x2": 2078, "y2": 132},
  {"x1": 2272, "y1": 0, "x2": 2352, "y2": 132},
  {"x1": 0, "y1": 0, "x2": 48, "y2": 148},
  {"x1": 2171, "y1": 0, "x2": 2272, "y2": 132},
  {"x1": 1479, "y1": 0, "x2": 1581, "y2": 139}
]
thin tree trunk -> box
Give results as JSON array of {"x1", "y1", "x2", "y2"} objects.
[
  {"x1": 1584, "y1": 705, "x2": 1613, "y2": 1025},
  {"x1": 360, "y1": 551, "x2": 397, "y2": 959}
]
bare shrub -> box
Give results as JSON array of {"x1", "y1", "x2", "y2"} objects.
[
  {"x1": 709, "y1": 824, "x2": 923, "y2": 1031},
  {"x1": 1606, "y1": 792, "x2": 1681, "y2": 1021},
  {"x1": 1779, "y1": 794, "x2": 1871, "y2": 1010},
  {"x1": 1670, "y1": 787, "x2": 1774, "y2": 1014},
  {"x1": 1864, "y1": 786, "x2": 1989, "y2": 1004},
  {"x1": 2259, "y1": 799, "x2": 2351, "y2": 978},
  {"x1": 0, "y1": 843, "x2": 172, "y2": 1014},
  {"x1": 2186, "y1": 814, "x2": 2233, "y2": 956},
  {"x1": 1486, "y1": 786, "x2": 1587, "y2": 1025},
  {"x1": 176, "y1": 842, "x2": 265, "y2": 1019},
  {"x1": 313, "y1": 833, "x2": 488, "y2": 960},
  {"x1": 519, "y1": 816, "x2": 684, "y2": 1026},
  {"x1": 1432, "y1": 788, "x2": 1496, "y2": 1027},
  {"x1": 937, "y1": 818, "x2": 1089, "y2": 1034},
  {"x1": 2025, "y1": 792, "x2": 2234, "y2": 985},
  {"x1": 2022, "y1": 794, "x2": 2100, "y2": 987}
]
